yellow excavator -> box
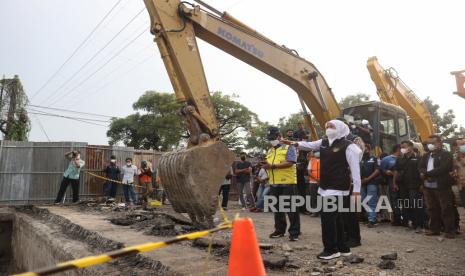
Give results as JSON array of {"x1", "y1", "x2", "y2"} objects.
[
  {"x1": 365, "y1": 57, "x2": 435, "y2": 154},
  {"x1": 143, "y1": 0, "x2": 417, "y2": 225}
]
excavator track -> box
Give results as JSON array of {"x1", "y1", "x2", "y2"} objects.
[{"x1": 158, "y1": 141, "x2": 234, "y2": 228}]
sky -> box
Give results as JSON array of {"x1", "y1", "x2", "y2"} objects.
[{"x1": 1, "y1": 0, "x2": 464, "y2": 145}]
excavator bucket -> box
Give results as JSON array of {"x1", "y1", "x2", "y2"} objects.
[{"x1": 158, "y1": 141, "x2": 235, "y2": 228}]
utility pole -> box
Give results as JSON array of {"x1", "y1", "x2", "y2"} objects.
[{"x1": 0, "y1": 75, "x2": 4, "y2": 116}]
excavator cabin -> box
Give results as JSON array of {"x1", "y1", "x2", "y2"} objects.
[{"x1": 342, "y1": 101, "x2": 417, "y2": 155}]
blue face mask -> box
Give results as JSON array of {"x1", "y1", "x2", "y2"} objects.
[
  {"x1": 459, "y1": 145, "x2": 465, "y2": 153},
  {"x1": 314, "y1": 152, "x2": 320, "y2": 158}
]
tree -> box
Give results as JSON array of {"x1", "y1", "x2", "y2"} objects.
[
  {"x1": 212, "y1": 92, "x2": 258, "y2": 151},
  {"x1": 245, "y1": 120, "x2": 270, "y2": 156},
  {"x1": 0, "y1": 76, "x2": 30, "y2": 141},
  {"x1": 278, "y1": 112, "x2": 324, "y2": 138},
  {"x1": 107, "y1": 91, "x2": 257, "y2": 150},
  {"x1": 423, "y1": 97, "x2": 465, "y2": 138},
  {"x1": 338, "y1": 93, "x2": 371, "y2": 109}
]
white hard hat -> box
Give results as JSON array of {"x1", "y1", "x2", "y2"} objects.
[{"x1": 362, "y1": 119, "x2": 369, "y2": 125}]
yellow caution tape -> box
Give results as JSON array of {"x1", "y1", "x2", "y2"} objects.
[
  {"x1": 85, "y1": 171, "x2": 145, "y2": 189},
  {"x1": 12, "y1": 222, "x2": 233, "y2": 276},
  {"x1": 12, "y1": 184, "x2": 238, "y2": 276}
]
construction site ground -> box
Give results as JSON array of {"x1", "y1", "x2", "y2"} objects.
[{"x1": 6, "y1": 201, "x2": 465, "y2": 276}]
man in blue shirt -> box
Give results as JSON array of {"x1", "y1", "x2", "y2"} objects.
[
  {"x1": 361, "y1": 145, "x2": 380, "y2": 227},
  {"x1": 380, "y1": 144, "x2": 402, "y2": 225}
]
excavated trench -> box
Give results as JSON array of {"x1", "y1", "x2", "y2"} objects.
[
  {"x1": 0, "y1": 215, "x2": 13, "y2": 275},
  {"x1": 0, "y1": 206, "x2": 177, "y2": 276},
  {"x1": 0, "y1": 203, "x2": 296, "y2": 276}
]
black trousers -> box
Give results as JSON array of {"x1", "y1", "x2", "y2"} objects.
[
  {"x1": 55, "y1": 177, "x2": 80, "y2": 203},
  {"x1": 296, "y1": 169, "x2": 308, "y2": 212},
  {"x1": 218, "y1": 184, "x2": 230, "y2": 208},
  {"x1": 343, "y1": 190, "x2": 361, "y2": 244},
  {"x1": 321, "y1": 195, "x2": 350, "y2": 254},
  {"x1": 309, "y1": 183, "x2": 319, "y2": 210},
  {"x1": 269, "y1": 185, "x2": 300, "y2": 236},
  {"x1": 460, "y1": 189, "x2": 465, "y2": 209},
  {"x1": 407, "y1": 189, "x2": 427, "y2": 228}
]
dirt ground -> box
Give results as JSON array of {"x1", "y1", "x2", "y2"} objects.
[{"x1": 17, "y1": 201, "x2": 465, "y2": 276}]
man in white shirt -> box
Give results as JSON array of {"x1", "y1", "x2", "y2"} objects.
[
  {"x1": 251, "y1": 163, "x2": 270, "y2": 212},
  {"x1": 121, "y1": 157, "x2": 139, "y2": 205},
  {"x1": 282, "y1": 120, "x2": 361, "y2": 260}
]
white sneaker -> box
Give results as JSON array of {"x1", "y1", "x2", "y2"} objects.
[
  {"x1": 317, "y1": 252, "x2": 341, "y2": 260},
  {"x1": 340, "y1": 251, "x2": 352, "y2": 257}
]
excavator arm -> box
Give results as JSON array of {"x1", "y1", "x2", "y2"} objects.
[
  {"x1": 367, "y1": 57, "x2": 435, "y2": 141},
  {"x1": 144, "y1": 0, "x2": 340, "y2": 140},
  {"x1": 143, "y1": 0, "x2": 340, "y2": 226}
]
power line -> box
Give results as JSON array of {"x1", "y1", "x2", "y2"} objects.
[
  {"x1": 28, "y1": 108, "x2": 111, "y2": 123},
  {"x1": 28, "y1": 104, "x2": 114, "y2": 118},
  {"x1": 61, "y1": 43, "x2": 153, "y2": 107},
  {"x1": 33, "y1": 114, "x2": 51, "y2": 142},
  {"x1": 66, "y1": 53, "x2": 153, "y2": 107},
  {"x1": 29, "y1": 111, "x2": 109, "y2": 127},
  {"x1": 30, "y1": 0, "x2": 123, "y2": 100},
  {"x1": 48, "y1": 26, "x2": 149, "y2": 106},
  {"x1": 38, "y1": 7, "x2": 146, "y2": 105}
]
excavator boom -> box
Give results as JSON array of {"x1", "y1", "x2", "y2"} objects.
[
  {"x1": 367, "y1": 57, "x2": 435, "y2": 141},
  {"x1": 143, "y1": 0, "x2": 341, "y2": 226}
]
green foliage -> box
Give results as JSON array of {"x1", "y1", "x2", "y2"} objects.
[
  {"x1": 338, "y1": 93, "x2": 371, "y2": 109},
  {"x1": 107, "y1": 91, "x2": 184, "y2": 150},
  {"x1": 423, "y1": 97, "x2": 461, "y2": 138},
  {"x1": 3, "y1": 109, "x2": 30, "y2": 141},
  {"x1": 0, "y1": 76, "x2": 30, "y2": 141},
  {"x1": 212, "y1": 92, "x2": 258, "y2": 151},
  {"x1": 107, "y1": 91, "x2": 257, "y2": 150},
  {"x1": 245, "y1": 120, "x2": 270, "y2": 156},
  {"x1": 277, "y1": 112, "x2": 324, "y2": 139}
]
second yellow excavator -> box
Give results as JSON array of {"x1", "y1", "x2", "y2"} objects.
[{"x1": 367, "y1": 57, "x2": 435, "y2": 142}]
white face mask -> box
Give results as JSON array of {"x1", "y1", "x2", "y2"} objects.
[
  {"x1": 427, "y1": 144, "x2": 436, "y2": 151},
  {"x1": 325, "y1": 128, "x2": 338, "y2": 139},
  {"x1": 110, "y1": 159, "x2": 116, "y2": 163},
  {"x1": 400, "y1": 148, "x2": 408, "y2": 154},
  {"x1": 270, "y1": 140, "x2": 279, "y2": 147}
]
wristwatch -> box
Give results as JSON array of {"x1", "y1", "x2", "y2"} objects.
[{"x1": 271, "y1": 164, "x2": 276, "y2": 169}]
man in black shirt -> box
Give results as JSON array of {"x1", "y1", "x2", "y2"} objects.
[
  {"x1": 103, "y1": 155, "x2": 120, "y2": 200},
  {"x1": 393, "y1": 141, "x2": 426, "y2": 230},
  {"x1": 293, "y1": 122, "x2": 309, "y2": 141},
  {"x1": 419, "y1": 135, "x2": 456, "y2": 238},
  {"x1": 286, "y1": 129, "x2": 295, "y2": 141},
  {"x1": 234, "y1": 152, "x2": 254, "y2": 209}
]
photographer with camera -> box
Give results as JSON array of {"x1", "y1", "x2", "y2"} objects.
[{"x1": 54, "y1": 150, "x2": 85, "y2": 204}]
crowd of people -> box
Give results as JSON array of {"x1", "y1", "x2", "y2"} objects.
[
  {"x1": 220, "y1": 119, "x2": 464, "y2": 260},
  {"x1": 52, "y1": 118, "x2": 464, "y2": 260},
  {"x1": 53, "y1": 153, "x2": 163, "y2": 206}
]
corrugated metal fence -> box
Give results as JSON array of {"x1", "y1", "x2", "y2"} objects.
[{"x1": 0, "y1": 140, "x2": 163, "y2": 205}]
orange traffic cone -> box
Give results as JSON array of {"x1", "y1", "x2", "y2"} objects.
[{"x1": 228, "y1": 218, "x2": 266, "y2": 276}]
